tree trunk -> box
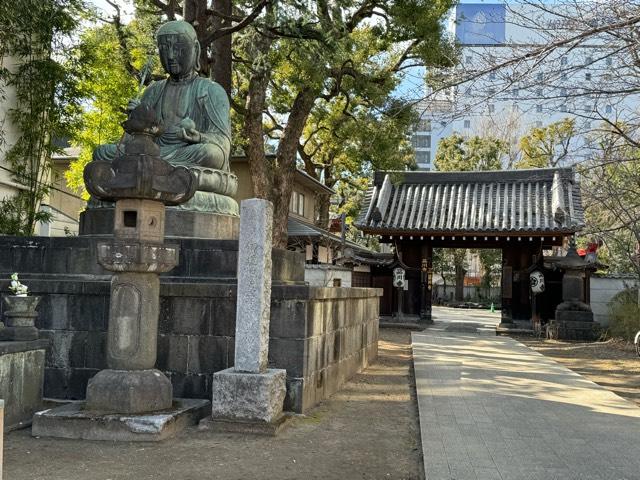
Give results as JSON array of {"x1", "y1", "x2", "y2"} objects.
[
  {"x1": 315, "y1": 192, "x2": 331, "y2": 229},
  {"x1": 211, "y1": 0, "x2": 232, "y2": 91},
  {"x1": 271, "y1": 88, "x2": 317, "y2": 248},
  {"x1": 243, "y1": 30, "x2": 273, "y2": 200},
  {"x1": 183, "y1": 0, "x2": 210, "y2": 77},
  {"x1": 455, "y1": 260, "x2": 466, "y2": 302},
  {"x1": 244, "y1": 72, "x2": 272, "y2": 202}
]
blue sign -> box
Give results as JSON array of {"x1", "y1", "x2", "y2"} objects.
[{"x1": 456, "y1": 4, "x2": 506, "y2": 45}]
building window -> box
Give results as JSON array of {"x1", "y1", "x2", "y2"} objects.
[
  {"x1": 464, "y1": 119, "x2": 471, "y2": 129},
  {"x1": 560, "y1": 57, "x2": 567, "y2": 66},
  {"x1": 561, "y1": 73, "x2": 567, "y2": 80},
  {"x1": 559, "y1": 104, "x2": 567, "y2": 112},
  {"x1": 585, "y1": 56, "x2": 593, "y2": 65},
  {"x1": 412, "y1": 134, "x2": 431, "y2": 148},
  {"x1": 536, "y1": 73, "x2": 543, "y2": 81},
  {"x1": 488, "y1": 104, "x2": 495, "y2": 113},
  {"x1": 536, "y1": 104, "x2": 543, "y2": 113},
  {"x1": 465, "y1": 55, "x2": 472, "y2": 64},
  {"x1": 560, "y1": 88, "x2": 567, "y2": 96},
  {"x1": 605, "y1": 105, "x2": 613, "y2": 113},
  {"x1": 489, "y1": 72, "x2": 496, "y2": 80},
  {"x1": 417, "y1": 119, "x2": 431, "y2": 131},
  {"x1": 290, "y1": 191, "x2": 305, "y2": 216},
  {"x1": 606, "y1": 57, "x2": 613, "y2": 66},
  {"x1": 512, "y1": 88, "x2": 519, "y2": 97},
  {"x1": 585, "y1": 72, "x2": 592, "y2": 81},
  {"x1": 416, "y1": 150, "x2": 431, "y2": 165},
  {"x1": 536, "y1": 88, "x2": 543, "y2": 97},
  {"x1": 487, "y1": 88, "x2": 496, "y2": 96},
  {"x1": 535, "y1": 121, "x2": 543, "y2": 127}
]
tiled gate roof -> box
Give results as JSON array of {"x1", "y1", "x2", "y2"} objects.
[{"x1": 356, "y1": 168, "x2": 584, "y2": 235}]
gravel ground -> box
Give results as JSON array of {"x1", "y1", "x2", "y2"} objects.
[{"x1": 4, "y1": 328, "x2": 423, "y2": 480}]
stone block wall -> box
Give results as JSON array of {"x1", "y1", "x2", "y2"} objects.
[
  {"x1": 0, "y1": 340, "x2": 48, "y2": 430},
  {"x1": 270, "y1": 288, "x2": 379, "y2": 412},
  {"x1": 0, "y1": 276, "x2": 380, "y2": 413}
]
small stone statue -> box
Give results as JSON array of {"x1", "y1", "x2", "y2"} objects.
[{"x1": 91, "y1": 20, "x2": 238, "y2": 215}]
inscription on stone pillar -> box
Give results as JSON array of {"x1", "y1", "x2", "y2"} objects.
[{"x1": 109, "y1": 283, "x2": 141, "y2": 359}]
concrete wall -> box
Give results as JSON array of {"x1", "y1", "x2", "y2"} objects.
[
  {"x1": 272, "y1": 287, "x2": 379, "y2": 412},
  {"x1": 4, "y1": 282, "x2": 379, "y2": 414},
  {"x1": 433, "y1": 285, "x2": 501, "y2": 302},
  {"x1": 590, "y1": 276, "x2": 638, "y2": 327},
  {"x1": 0, "y1": 340, "x2": 47, "y2": 430},
  {"x1": 305, "y1": 265, "x2": 353, "y2": 288}
]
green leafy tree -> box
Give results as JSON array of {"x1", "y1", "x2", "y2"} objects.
[
  {"x1": 0, "y1": 0, "x2": 86, "y2": 235},
  {"x1": 516, "y1": 118, "x2": 576, "y2": 169},
  {"x1": 231, "y1": 1, "x2": 456, "y2": 247},
  {"x1": 434, "y1": 134, "x2": 506, "y2": 172},
  {"x1": 300, "y1": 94, "x2": 418, "y2": 229},
  {"x1": 477, "y1": 249, "x2": 501, "y2": 299},
  {"x1": 65, "y1": 12, "x2": 160, "y2": 198}
]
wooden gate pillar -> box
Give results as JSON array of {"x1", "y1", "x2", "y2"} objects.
[
  {"x1": 419, "y1": 243, "x2": 433, "y2": 324},
  {"x1": 499, "y1": 247, "x2": 515, "y2": 328}
]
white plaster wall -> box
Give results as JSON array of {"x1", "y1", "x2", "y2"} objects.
[
  {"x1": 590, "y1": 276, "x2": 638, "y2": 327},
  {"x1": 305, "y1": 265, "x2": 352, "y2": 288},
  {"x1": 0, "y1": 56, "x2": 21, "y2": 199}
]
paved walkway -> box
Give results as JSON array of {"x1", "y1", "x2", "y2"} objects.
[{"x1": 413, "y1": 307, "x2": 640, "y2": 480}]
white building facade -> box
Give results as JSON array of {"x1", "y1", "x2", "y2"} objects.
[{"x1": 413, "y1": 1, "x2": 640, "y2": 170}]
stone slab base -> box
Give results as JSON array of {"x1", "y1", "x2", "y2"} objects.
[
  {"x1": 31, "y1": 398, "x2": 210, "y2": 442},
  {"x1": 211, "y1": 368, "x2": 286, "y2": 423},
  {"x1": 198, "y1": 412, "x2": 291, "y2": 436},
  {"x1": 86, "y1": 369, "x2": 172, "y2": 414},
  {"x1": 548, "y1": 320, "x2": 601, "y2": 341}
]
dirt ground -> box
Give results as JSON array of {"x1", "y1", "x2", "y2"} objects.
[
  {"x1": 4, "y1": 328, "x2": 422, "y2": 480},
  {"x1": 513, "y1": 335, "x2": 640, "y2": 406}
]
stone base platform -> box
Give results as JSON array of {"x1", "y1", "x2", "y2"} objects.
[
  {"x1": 211, "y1": 368, "x2": 286, "y2": 423},
  {"x1": 199, "y1": 413, "x2": 291, "y2": 436},
  {"x1": 31, "y1": 398, "x2": 210, "y2": 442},
  {"x1": 547, "y1": 319, "x2": 601, "y2": 341}
]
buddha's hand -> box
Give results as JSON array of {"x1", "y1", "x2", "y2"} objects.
[
  {"x1": 177, "y1": 118, "x2": 201, "y2": 143},
  {"x1": 178, "y1": 127, "x2": 202, "y2": 144},
  {"x1": 126, "y1": 98, "x2": 141, "y2": 112}
]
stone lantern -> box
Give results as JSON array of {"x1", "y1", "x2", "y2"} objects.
[
  {"x1": 33, "y1": 105, "x2": 208, "y2": 441},
  {"x1": 552, "y1": 239, "x2": 599, "y2": 340}
]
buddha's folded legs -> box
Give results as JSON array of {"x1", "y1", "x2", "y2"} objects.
[
  {"x1": 92, "y1": 142, "x2": 226, "y2": 171},
  {"x1": 161, "y1": 143, "x2": 227, "y2": 170}
]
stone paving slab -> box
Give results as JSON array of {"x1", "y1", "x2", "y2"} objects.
[{"x1": 413, "y1": 308, "x2": 640, "y2": 480}]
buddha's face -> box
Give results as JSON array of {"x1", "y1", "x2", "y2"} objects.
[{"x1": 158, "y1": 34, "x2": 197, "y2": 79}]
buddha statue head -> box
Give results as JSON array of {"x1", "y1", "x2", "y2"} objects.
[{"x1": 156, "y1": 20, "x2": 201, "y2": 80}]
